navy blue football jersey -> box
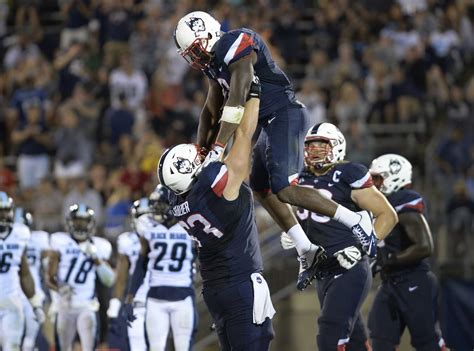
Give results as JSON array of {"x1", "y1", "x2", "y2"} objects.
[
  {"x1": 380, "y1": 189, "x2": 430, "y2": 272},
  {"x1": 205, "y1": 28, "x2": 298, "y2": 121},
  {"x1": 297, "y1": 162, "x2": 373, "y2": 255},
  {"x1": 169, "y1": 162, "x2": 263, "y2": 288}
]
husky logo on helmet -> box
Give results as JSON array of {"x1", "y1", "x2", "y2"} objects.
[
  {"x1": 174, "y1": 157, "x2": 193, "y2": 174},
  {"x1": 389, "y1": 159, "x2": 402, "y2": 175},
  {"x1": 185, "y1": 17, "x2": 206, "y2": 36}
]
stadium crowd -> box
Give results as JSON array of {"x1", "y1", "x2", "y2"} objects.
[{"x1": 0, "y1": 0, "x2": 473, "y2": 349}]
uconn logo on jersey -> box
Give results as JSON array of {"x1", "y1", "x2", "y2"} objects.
[{"x1": 185, "y1": 17, "x2": 206, "y2": 36}]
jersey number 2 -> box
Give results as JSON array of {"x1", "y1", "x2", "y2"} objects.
[{"x1": 153, "y1": 242, "x2": 187, "y2": 272}]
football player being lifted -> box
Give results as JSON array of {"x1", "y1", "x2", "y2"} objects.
[
  {"x1": 280, "y1": 123, "x2": 398, "y2": 351},
  {"x1": 0, "y1": 192, "x2": 44, "y2": 351},
  {"x1": 368, "y1": 154, "x2": 445, "y2": 351},
  {"x1": 46, "y1": 204, "x2": 115, "y2": 351},
  {"x1": 125, "y1": 185, "x2": 197, "y2": 351},
  {"x1": 14, "y1": 207, "x2": 49, "y2": 351},
  {"x1": 174, "y1": 11, "x2": 377, "y2": 289},
  {"x1": 107, "y1": 198, "x2": 151, "y2": 351}
]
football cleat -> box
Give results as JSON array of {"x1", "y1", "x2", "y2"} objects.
[{"x1": 297, "y1": 244, "x2": 327, "y2": 291}]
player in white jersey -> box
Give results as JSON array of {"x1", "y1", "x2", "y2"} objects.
[
  {"x1": 46, "y1": 204, "x2": 116, "y2": 351},
  {"x1": 107, "y1": 198, "x2": 151, "y2": 351},
  {"x1": 14, "y1": 208, "x2": 49, "y2": 351},
  {"x1": 0, "y1": 192, "x2": 44, "y2": 351},
  {"x1": 125, "y1": 185, "x2": 197, "y2": 351}
]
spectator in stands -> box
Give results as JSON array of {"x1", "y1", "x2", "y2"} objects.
[
  {"x1": 63, "y1": 175, "x2": 103, "y2": 226},
  {"x1": 54, "y1": 42, "x2": 89, "y2": 100},
  {"x1": 109, "y1": 53, "x2": 147, "y2": 137},
  {"x1": 326, "y1": 42, "x2": 362, "y2": 88},
  {"x1": 11, "y1": 102, "x2": 51, "y2": 189},
  {"x1": 297, "y1": 79, "x2": 326, "y2": 126},
  {"x1": 446, "y1": 180, "x2": 474, "y2": 256},
  {"x1": 3, "y1": 30, "x2": 40, "y2": 70},
  {"x1": 332, "y1": 81, "x2": 368, "y2": 133},
  {"x1": 102, "y1": 92, "x2": 134, "y2": 146},
  {"x1": 436, "y1": 127, "x2": 472, "y2": 177},
  {"x1": 60, "y1": 0, "x2": 93, "y2": 49},
  {"x1": 446, "y1": 84, "x2": 470, "y2": 126},
  {"x1": 54, "y1": 107, "x2": 92, "y2": 187},
  {"x1": 345, "y1": 118, "x2": 376, "y2": 166},
  {"x1": 129, "y1": 15, "x2": 157, "y2": 77},
  {"x1": 305, "y1": 49, "x2": 331, "y2": 88},
  {"x1": 32, "y1": 177, "x2": 63, "y2": 232},
  {"x1": 8, "y1": 72, "x2": 49, "y2": 124},
  {"x1": 89, "y1": 163, "x2": 107, "y2": 203},
  {"x1": 99, "y1": 0, "x2": 133, "y2": 68},
  {"x1": 61, "y1": 82, "x2": 99, "y2": 143}
]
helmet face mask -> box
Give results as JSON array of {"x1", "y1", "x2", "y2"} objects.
[
  {"x1": 179, "y1": 36, "x2": 214, "y2": 70},
  {"x1": 148, "y1": 185, "x2": 171, "y2": 223},
  {"x1": 174, "y1": 11, "x2": 222, "y2": 70},
  {"x1": 370, "y1": 154, "x2": 412, "y2": 195},
  {"x1": 67, "y1": 204, "x2": 95, "y2": 242},
  {"x1": 304, "y1": 123, "x2": 346, "y2": 169},
  {"x1": 0, "y1": 192, "x2": 13, "y2": 239}
]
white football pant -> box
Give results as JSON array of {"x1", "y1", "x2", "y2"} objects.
[
  {"x1": 56, "y1": 308, "x2": 96, "y2": 351},
  {"x1": 145, "y1": 296, "x2": 195, "y2": 351},
  {"x1": 22, "y1": 297, "x2": 40, "y2": 351},
  {"x1": 0, "y1": 302, "x2": 24, "y2": 351},
  {"x1": 128, "y1": 306, "x2": 146, "y2": 351}
]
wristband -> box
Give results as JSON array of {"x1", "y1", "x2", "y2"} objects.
[{"x1": 221, "y1": 105, "x2": 245, "y2": 124}]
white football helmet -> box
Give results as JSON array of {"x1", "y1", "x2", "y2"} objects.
[
  {"x1": 304, "y1": 122, "x2": 346, "y2": 168},
  {"x1": 174, "y1": 11, "x2": 222, "y2": 70},
  {"x1": 158, "y1": 144, "x2": 203, "y2": 195},
  {"x1": 369, "y1": 154, "x2": 412, "y2": 195}
]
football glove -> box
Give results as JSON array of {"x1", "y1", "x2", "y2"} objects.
[
  {"x1": 280, "y1": 232, "x2": 296, "y2": 250},
  {"x1": 334, "y1": 246, "x2": 362, "y2": 270},
  {"x1": 79, "y1": 240, "x2": 98, "y2": 260},
  {"x1": 201, "y1": 142, "x2": 225, "y2": 169},
  {"x1": 351, "y1": 211, "x2": 377, "y2": 258},
  {"x1": 123, "y1": 303, "x2": 137, "y2": 327},
  {"x1": 29, "y1": 293, "x2": 45, "y2": 324},
  {"x1": 247, "y1": 75, "x2": 261, "y2": 100}
]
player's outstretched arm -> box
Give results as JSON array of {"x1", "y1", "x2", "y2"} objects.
[
  {"x1": 125, "y1": 236, "x2": 150, "y2": 303},
  {"x1": 111, "y1": 253, "x2": 130, "y2": 300},
  {"x1": 20, "y1": 250, "x2": 35, "y2": 299},
  {"x1": 45, "y1": 250, "x2": 60, "y2": 291},
  {"x1": 222, "y1": 95, "x2": 260, "y2": 200},
  {"x1": 214, "y1": 53, "x2": 257, "y2": 147},
  {"x1": 107, "y1": 253, "x2": 130, "y2": 321},
  {"x1": 351, "y1": 186, "x2": 398, "y2": 240},
  {"x1": 385, "y1": 212, "x2": 433, "y2": 265},
  {"x1": 197, "y1": 79, "x2": 224, "y2": 148}
]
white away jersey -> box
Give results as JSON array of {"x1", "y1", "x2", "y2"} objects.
[
  {"x1": 117, "y1": 231, "x2": 149, "y2": 303},
  {"x1": 136, "y1": 215, "x2": 194, "y2": 288},
  {"x1": 0, "y1": 223, "x2": 30, "y2": 300},
  {"x1": 26, "y1": 230, "x2": 49, "y2": 296},
  {"x1": 51, "y1": 233, "x2": 112, "y2": 303}
]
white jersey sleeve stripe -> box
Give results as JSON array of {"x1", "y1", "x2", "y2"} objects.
[
  {"x1": 211, "y1": 165, "x2": 228, "y2": 189},
  {"x1": 224, "y1": 33, "x2": 244, "y2": 65},
  {"x1": 395, "y1": 197, "x2": 423, "y2": 212},
  {"x1": 350, "y1": 172, "x2": 372, "y2": 188}
]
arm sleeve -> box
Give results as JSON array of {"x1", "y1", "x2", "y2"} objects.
[
  {"x1": 128, "y1": 253, "x2": 148, "y2": 297},
  {"x1": 217, "y1": 31, "x2": 256, "y2": 66}
]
